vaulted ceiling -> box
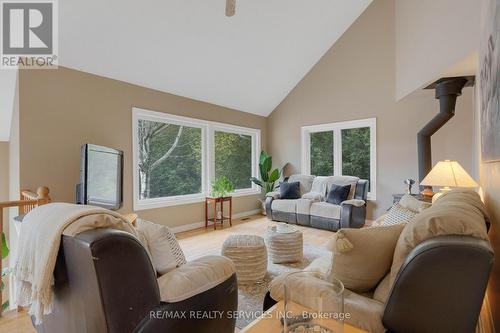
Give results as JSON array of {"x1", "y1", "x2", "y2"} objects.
[
  {"x1": 0, "y1": 0, "x2": 372, "y2": 141},
  {"x1": 59, "y1": 0, "x2": 372, "y2": 116}
]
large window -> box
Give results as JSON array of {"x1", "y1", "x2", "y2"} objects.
[
  {"x1": 301, "y1": 118, "x2": 376, "y2": 199},
  {"x1": 214, "y1": 130, "x2": 253, "y2": 190},
  {"x1": 133, "y1": 108, "x2": 260, "y2": 210}
]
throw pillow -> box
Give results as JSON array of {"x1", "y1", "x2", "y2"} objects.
[
  {"x1": 326, "y1": 184, "x2": 351, "y2": 205},
  {"x1": 136, "y1": 219, "x2": 187, "y2": 275},
  {"x1": 382, "y1": 203, "x2": 418, "y2": 226},
  {"x1": 326, "y1": 224, "x2": 405, "y2": 292},
  {"x1": 398, "y1": 194, "x2": 432, "y2": 213},
  {"x1": 279, "y1": 181, "x2": 301, "y2": 199}
]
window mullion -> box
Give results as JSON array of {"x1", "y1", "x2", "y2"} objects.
[
  {"x1": 206, "y1": 125, "x2": 214, "y2": 196},
  {"x1": 334, "y1": 128, "x2": 342, "y2": 176}
]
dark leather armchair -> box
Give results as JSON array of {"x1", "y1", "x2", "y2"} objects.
[{"x1": 33, "y1": 229, "x2": 238, "y2": 333}]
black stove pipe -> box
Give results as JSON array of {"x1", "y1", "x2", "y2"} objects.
[{"x1": 418, "y1": 77, "x2": 470, "y2": 187}]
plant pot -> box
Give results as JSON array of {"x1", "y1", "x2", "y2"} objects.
[{"x1": 260, "y1": 199, "x2": 266, "y2": 215}]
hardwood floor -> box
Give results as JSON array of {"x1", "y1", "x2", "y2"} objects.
[
  {"x1": 0, "y1": 214, "x2": 336, "y2": 332},
  {"x1": 177, "y1": 214, "x2": 334, "y2": 260},
  {"x1": 0, "y1": 309, "x2": 35, "y2": 333}
]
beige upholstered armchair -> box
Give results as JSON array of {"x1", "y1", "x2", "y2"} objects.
[{"x1": 264, "y1": 189, "x2": 493, "y2": 333}]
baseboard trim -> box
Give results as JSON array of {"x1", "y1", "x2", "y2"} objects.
[{"x1": 171, "y1": 209, "x2": 262, "y2": 234}]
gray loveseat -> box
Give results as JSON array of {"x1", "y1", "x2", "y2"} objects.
[{"x1": 265, "y1": 174, "x2": 368, "y2": 231}]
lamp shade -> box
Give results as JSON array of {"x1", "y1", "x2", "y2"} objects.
[{"x1": 420, "y1": 160, "x2": 478, "y2": 188}]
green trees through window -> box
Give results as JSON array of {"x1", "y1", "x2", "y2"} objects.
[
  {"x1": 215, "y1": 131, "x2": 252, "y2": 189},
  {"x1": 342, "y1": 127, "x2": 371, "y2": 188},
  {"x1": 308, "y1": 125, "x2": 372, "y2": 192},
  {"x1": 310, "y1": 131, "x2": 334, "y2": 176},
  {"x1": 138, "y1": 119, "x2": 202, "y2": 199},
  {"x1": 134, "y1": 110, "x2": 260, "y2": 206}
]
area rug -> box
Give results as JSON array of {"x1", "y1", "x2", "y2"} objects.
[{"x1": 235, "y1": 244, "x2": 330, "y2": 329}]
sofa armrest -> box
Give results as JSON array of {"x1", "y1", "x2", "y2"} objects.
[
  {"x1": 341, "y1": 199, "x2": 365, "y2": 207},
  {"x1": 265, "y1": 196, "x2": 275, "y2": 217},
  {"x1": 340, "y1": 202, "x2": 366, "y2": 229},
  {"x1": 266, "y1": 191, "x2": 281, "y2": 199},
  {"x1": 157, "y1": 255, "x2": 235, "y2": 303}
]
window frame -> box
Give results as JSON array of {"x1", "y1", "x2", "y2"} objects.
[
  {"x1": 300, "y1": 118, "x2": 377, "y2": 200},
  {"x1": 132, "y1": 107, "x2": 261, "y2": 211}
]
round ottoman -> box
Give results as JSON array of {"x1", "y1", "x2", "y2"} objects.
[
  {"x1": 221, "y1": 235, "x2": 268, "y2": 284},
  {"x1": 266, "y1": 226, "x2": 303, "y2": 264}
]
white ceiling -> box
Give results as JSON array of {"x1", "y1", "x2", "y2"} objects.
[{"x1": 60, "y1": 0, "x2": 372, "y2": 116}]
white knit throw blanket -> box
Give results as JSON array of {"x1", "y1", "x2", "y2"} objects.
[{"x1": 13, "y1": 203, "x2": 138, "y2": 324}]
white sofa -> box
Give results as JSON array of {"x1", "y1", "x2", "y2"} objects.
[{"x1": 265, "y1": 174, "x2": 368, "y2": 231}]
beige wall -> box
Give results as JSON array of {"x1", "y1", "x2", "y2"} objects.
[
  {"x1": 18, "y1": 67, "x2": 268, "y2": 228},
  {"x1": 0, "y1": 141, "x2": 8, "y2": 305},
  {"x1": 0, "y1": 142, "x2": 8, "y2": 221},
  {"x1": 268, "y1": 0, "x2": 475, "y2": 219},
  {"x1": 395, "y1": 0, "x2": 482, "y2": 99}
]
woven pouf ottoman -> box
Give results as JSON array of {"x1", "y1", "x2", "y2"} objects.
[
  {"x1": 221, "y1": 235, "x2": 268, "y2": 284},
  {"x1": 265, "y1": 225, "x2": 303, "y2": 264}
]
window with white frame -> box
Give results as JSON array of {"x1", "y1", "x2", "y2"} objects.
[
  {"x1": 301, "y1": 118, "x2": 376, "y2": 199},
  {"x1": 133, "y1": 108, "x2": 261, "y2": 210}
]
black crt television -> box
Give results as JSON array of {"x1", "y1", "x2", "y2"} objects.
[{"x1": 76, "y1": 144, "x2": 123, "y2": 210}]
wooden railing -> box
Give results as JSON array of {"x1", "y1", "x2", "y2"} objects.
[{"x1": 0, "y1": 186, "x2": 51, "y2": 315}]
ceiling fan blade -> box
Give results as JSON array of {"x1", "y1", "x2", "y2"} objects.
[{"x1": 226, "y1": 0, "x2": 235, "y2": 16}]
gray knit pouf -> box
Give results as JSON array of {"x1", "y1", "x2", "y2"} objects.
[
  {"x1": 221, "y1": 235, "x2": 268, "y2": 284},
  {"x1": 265, "y1": 226, "x2": 303, "y2": 264}
]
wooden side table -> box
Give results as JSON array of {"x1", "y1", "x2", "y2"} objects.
[
  {"x1": 392, "y1": 193, "x2": 432, "y2": 204},
  {"x1": 205, "y1": 196, "x2": 232, "y2": 230}
]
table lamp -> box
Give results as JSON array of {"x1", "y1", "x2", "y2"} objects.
[{"x1": 420, "y1": 160, "x2": 478, "y2": 199}]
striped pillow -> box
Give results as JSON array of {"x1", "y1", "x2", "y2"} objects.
[{"x1": 382, "y1": 203, "x2": 418, "y2": 226}]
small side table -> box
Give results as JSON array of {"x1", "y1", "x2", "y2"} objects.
[
  {"x1": 392, "y1": 193, "x2": 432, "y2": 204},
  {"x1": 205, "y1": 196, "x2": 232, "y2": 230}
]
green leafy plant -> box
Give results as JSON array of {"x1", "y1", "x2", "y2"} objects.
[
  {"x1": 250, "y1": 151, "x2": 282, "y2": 194},
  {"x1": 211, "y1": 176, "x2": 235, "y2": 198},
  {"x1": 1, "y1": 232, "x2": 9, "y2": 311}
]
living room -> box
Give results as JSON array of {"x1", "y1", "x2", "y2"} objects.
[{"x1": 0, "y1": 0, "x2": 499, "y2": 332}]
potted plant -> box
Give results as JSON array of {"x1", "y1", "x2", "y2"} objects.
[
  {"x1": 250, "y1": 151, "x2": 285, "y2": 214},
  {"x1": 211, "y1": 176, "x2": 235, "y2": 198}
]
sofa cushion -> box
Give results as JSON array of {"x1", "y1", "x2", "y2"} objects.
[
  {"x1": 390, "y1": 189, "x2": 490, "y2": 286},
  {"x1": 309, "y1": 176, "x2": 330, "y2": 199},
  {"x1": 326, "y1": 184, "x2": 351, "y2": 205},
  {"x1": 301, "y1": 192, "x2": 323, "y2": 202},
  {"x1": 310, "y1": 202, "x2": 342, "y2": 220},
  {"x1": 136, "y1": 219, "x2": 187, "y2": 275},
  {"x1": 279, "y1": 181, "x2": 301, "y2": 199},
  {"x1": 296, "y1": 198, "x2": 313, "y2": 216},
  {"x1": 382, "y1": 203, "x2": 418, "y2": 226},
  {"x1": 288, "y1": 174, "x2": 315, "y2": 195},
  {"x1": 373, "y1": 273, "x2": 391, "y2": 303},
  {"x1": 326, "y1": 176, "x2": 359, "y2": 200},
  {"x1": 271, "y1": 199, "x2": 297, "y2": 213},
  {"x1": 157, "y1": 255, "x2": 235, "y2": 302},
  {"x1": 326, "y1": 224, "x2": 405, "y2": 292}
]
